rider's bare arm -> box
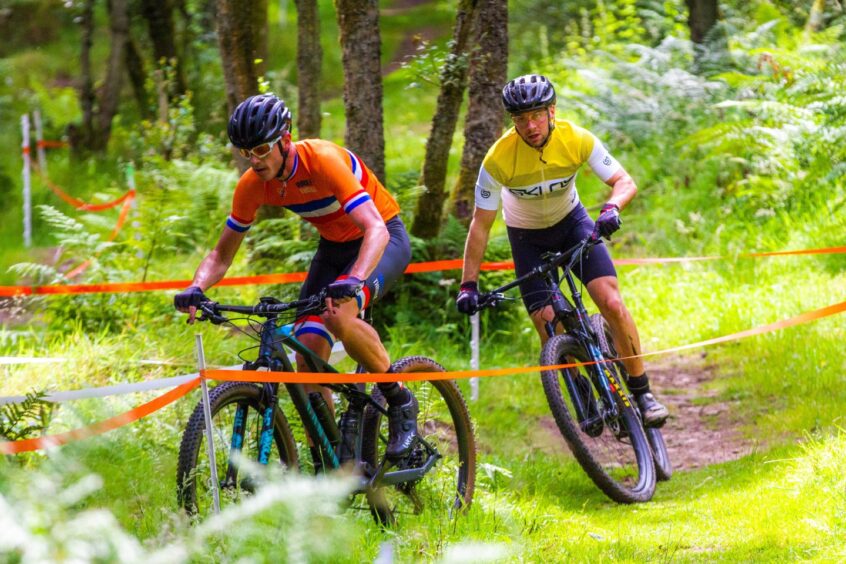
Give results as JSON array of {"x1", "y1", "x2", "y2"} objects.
[
  {"x1": 461, "y1": 207, "x2": 498, "y2": 284},
  {"x1": 191, "y1": 226, "x2": 247, "y2": 291},
  {"x1": 344, "y1": 200, "x2": 390, "y2": 280},
  {"x1": 604, "y1": 168, "x2": 638, "y2": 212}
]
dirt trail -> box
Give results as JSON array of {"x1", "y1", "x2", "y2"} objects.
[{"x1": 536, "y1": 354, "x2": 759, "y2": 471}]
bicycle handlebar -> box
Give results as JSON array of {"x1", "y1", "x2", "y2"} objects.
[{"x1": 197, "y1": 289, "x2": 327, "y2": 324}]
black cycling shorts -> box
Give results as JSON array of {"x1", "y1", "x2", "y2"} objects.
[
  {"x1": 294, "y1": 216, "x2": 411, "y2": 345},
  {"x1": 506, "y1": 204, "x2": 617, "y2": 314}
]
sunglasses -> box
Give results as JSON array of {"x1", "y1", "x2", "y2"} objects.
[
  {"x1": 237, "y1": 136, "x2": 281, "y2": 159},
  {"x1": 511, "y1": 109, "x2": 548, "y2": 127}
]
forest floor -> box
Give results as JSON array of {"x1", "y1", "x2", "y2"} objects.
[{"x1": 532, "y1": 354, "x2": 758, "y2": 471}]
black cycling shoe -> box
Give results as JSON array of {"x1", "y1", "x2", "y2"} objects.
[
  {"x1": 636, "y1": 392, "x2": 669, "y2": 428},
  {"x1": 385, "y1": 393, "x2": 419, "y2": 460}
]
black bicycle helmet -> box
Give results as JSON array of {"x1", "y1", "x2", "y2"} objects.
[
  {"x1": 227, "y1": 94, "x2": 292, "y2": 148},
  {"x1": 501, "y1": 74, "x2": 557, "y2": 113}
]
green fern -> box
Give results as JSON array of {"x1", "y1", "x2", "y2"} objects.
[{"x1": 0, "y1": 390, "x2": 55, "y2": 442}]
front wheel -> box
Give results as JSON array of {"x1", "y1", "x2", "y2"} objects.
[
  {"x1": 361, "y1": 356, "x2": 476, "y2": 525},
  {"x1": 176, "y1": 381, "x2": 299, "y2": 518},
  {"x1": 541, "y1": 334, "x2": 656, "y2": 503},
  {"x1": 590, "y1": 314, "x2": 672, "y2": 481}
]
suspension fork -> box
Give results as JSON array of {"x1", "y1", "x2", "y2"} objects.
[{"x1": 254, "y1": 318, "x2": 285, "y2": 465}]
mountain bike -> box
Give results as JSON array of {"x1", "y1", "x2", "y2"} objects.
[
  {"x1": 477, "y1": 236, "x2": 670, "y2": 503},
  {"x1": 176, "y1": 290, "x2": 476, "y2": 524}
]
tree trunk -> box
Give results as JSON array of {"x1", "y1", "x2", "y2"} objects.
[
  {"x1": 295, "y1": 0, "x2": 322, "y2": 139},
  {"x1": 335, "y1": 0, "x2": 385, "y2": 183},
  {"x1": 806, "y1": 0, "x2": 826, "y2": 33},
  {"x1": 125, "y1": 35, "x2": 152, "y2": 120},
  {"x1": 75, "y1": 0, "x2": 96, "y2": 153},
  {"x1": 450, "y1": 0, "x2": 507, "y2": 225},
  {"x1": 217, "y1": 0, "x2": 268, "y2": 114},
  {"x1": 92, "y1": 0, "x2": 130, "y2": 151},
  {"x1": 685, "y1": 0, "x2": 718, "y2": 44},
  {"x1": 685, "y1": 0, "x2": 723, "y2": 72},
  {"x1": 410, "y1": 0, "x2": 479, "y2": 239},
  {"x1": 140, "y1": 0, "x2": 187, "y2": 95}
]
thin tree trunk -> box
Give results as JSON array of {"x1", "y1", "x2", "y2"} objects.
[
  {"x1": 92, "y1": 0, "x2": 130, "y2": 150},
  {"x1": 125, "y1": 36, "x2": 152, "y2": 120},
  {"x1": 217, "y1": 0, "x2": 268, "y2": 114},
  {"x1": 335, "y1": 0, "x2": 385, "y2": 183},
  {"x1": 140, "y1": 0, "x2": 187, "y2": 95},
  {"x1": 806, "y1": 0, "x2": 826, "y2": 33},
  {"x1": 450, "y1": 0, "x2": 507, "y2": 225},
  {"x1": 295, "y1": 0, "x2": 322, "y2": 139},
  {"x1": 685, "y1": 0, "x2": 723, "y2": 72},
  {"x1": 685, "y1": 0, "x2": 718, "y2": 44},
  {"x1": 410, "y1": 0, "x2": 479, "y2": 239},
  {"x1": 75, "y1": 0, "x2": 95, "y2": 152}
]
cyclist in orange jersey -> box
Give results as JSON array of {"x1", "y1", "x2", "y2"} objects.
[{"x1": 175, "y1": 94, "x2": 419, "y2": 460}]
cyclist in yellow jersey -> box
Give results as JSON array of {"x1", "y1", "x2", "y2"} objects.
[{"x1": 455, "y1": 74, "x2": 668, "y2": 427}]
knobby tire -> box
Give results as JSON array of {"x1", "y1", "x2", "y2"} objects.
[
  {"x1": 361, "y1": 356, "x2": 476, "y2": 525},
  {"x1": 541, "y1": 334, "x2": 656, "y2": 503},
  {"x1": 590, "y1": 314, "x2": 673, "y2": 481},
  {"x1": 176, "y1": 381, "x2": 299, "y2": 518}
]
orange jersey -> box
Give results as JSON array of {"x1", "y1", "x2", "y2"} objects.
[{"x1": 227, "y1": 139, "x2": 400, "y2": 242}]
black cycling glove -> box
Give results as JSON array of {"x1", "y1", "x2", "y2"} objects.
[
  {"x1": 327, "y1": 276, "x2": 364, "y2": 300},
  {"x1": 593, "y1": 203, "x2": 622, "y2": 239},
  {"x1": 455, "y1": 281, "x2": 479, "y2": 315},
  {"x1": 174, "y1": 285, "x2": 207, "y2": 310}
]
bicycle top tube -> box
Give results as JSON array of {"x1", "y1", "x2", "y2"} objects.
[{"x1": 479, "y1": 236, "x2": 598, "y2": 306}]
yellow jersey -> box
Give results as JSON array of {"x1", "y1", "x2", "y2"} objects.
[{"x1": 475, "y1": 120, "x2": 621, "y2": 229}]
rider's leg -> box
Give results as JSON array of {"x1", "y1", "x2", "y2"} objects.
[
  {"x1": 321, "y1": 298, "x2": 390, "y2": 373},
  {"x1": 586, "y1": 275, "x2": 668, "y2": 427},
  {"x1": 585, "y1": 276, "x2": 643, "y2": 376},
  {"x1": 322, "y1": 299, "x2": 418, "y2": 459},
  {"x1": 529, "y1": 305, "x2": 561, "y2": 346},
  {"x1": 295, "y1": 332, "x2": 334, "y2": 405}
]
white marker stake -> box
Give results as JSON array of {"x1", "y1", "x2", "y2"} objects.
[
  {"x1": 470, "y1": 312, "x2": 480, "y2": 401},
  {"x1": 33, "y1": 109, "x2": 47, "y2": 174},
  {"x1": 21, "y1": 114, "x2": 32, "y2": 248},
  {"x1": 196, "y1": 333, "x2": 221, "y2": 514}
]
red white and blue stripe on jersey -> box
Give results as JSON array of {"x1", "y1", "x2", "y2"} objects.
[{"x1": 226, "y1": 214, "x2": 252, "y2": 233}]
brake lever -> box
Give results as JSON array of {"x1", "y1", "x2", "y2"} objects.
[
  {"x1": 478, "y1": 292, "x2": 507, "y2": 310},
  {"x1": 197, "y1": 302, "x2": 227, "y2": 325}
]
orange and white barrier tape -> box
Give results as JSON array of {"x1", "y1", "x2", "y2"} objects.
[
  {"x1": 36, "y1": 139, "x2": 67, "y2": 150},
  {"x1": 63, "y1": 191, "x2": 136, "y2": 279},
  {"x1": 2, "y1": 296, "x2": 844, "y2": 454},
  {"x1": 1, "y1": 244, "x2": 845, "y2": 298},
  {"x1": 0, "y1": 379, "x2": 199, "y2": 455},
  {"x1": 41, "y1": 172, "x2": 135, "y2": 212}
]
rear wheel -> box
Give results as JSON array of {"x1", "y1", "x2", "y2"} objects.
[
  {"x1": 362, "y1": 356, "x2": 476, "y2": 525},
  {"x1": 176, "y1": 381, "x2": 299, "y2": 518},
  {"x1": 541, "y1": 334, "x2": 655, "y2": 503},
  {"x1": 590, "y1": 314, "x2": 672, "y2": 481}
]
